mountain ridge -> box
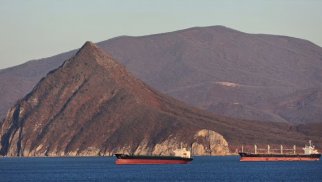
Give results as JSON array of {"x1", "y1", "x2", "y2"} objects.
[{"x1": 1, "y1": 26, "x2": 322, "y2": 125}]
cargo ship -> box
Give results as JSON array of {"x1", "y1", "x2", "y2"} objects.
[
  {"x1": 115, "y1": 147, "x2": 193, "y2": 165},
  {"x1": 239, "y1": 140, "x2": 321, "y2": 162}
]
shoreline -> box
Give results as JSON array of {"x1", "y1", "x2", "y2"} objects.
[{"x1": 0, "y1": 154, "x2": 239, "y2": 158}]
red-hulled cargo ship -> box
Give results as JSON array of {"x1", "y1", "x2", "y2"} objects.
[
  {"x1": 239, "y1": 153, "x2": 321, "y2": 161},
  {"x1": 115, "y1": 148, "x2": 193, "y2": 165},
  {"x1": 239, "y1": 141, "x2": 321, "y2": 162}
]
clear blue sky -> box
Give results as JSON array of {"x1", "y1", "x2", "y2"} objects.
[{"x1": 0, "y1": 0, "x2": 321, "y2": 69}]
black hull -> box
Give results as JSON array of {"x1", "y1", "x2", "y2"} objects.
[
  {"x1": 239, "y1": 152, "x2": 321, "y2": 158},
  {"x1": 114, "y1": 154, "x2": 193, "y2": 164},
  {"x1": 239, "y1": 152, "x2": 321, "y2": 161},
  {"x1": 115, "y1": 154, "x2": 193, "y2": 161}
]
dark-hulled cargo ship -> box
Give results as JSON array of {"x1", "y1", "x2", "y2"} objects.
[
  {"x1": 239, "y1": 141, "x2": 321, "y2": 162},
  {"x1": 115, "y1": 148, "x2": 193, "y2": 165}
]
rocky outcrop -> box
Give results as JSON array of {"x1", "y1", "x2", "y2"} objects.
[
  {"x1": 2, "y1": 129, "x2": 229, "y2": 157},
  {"x1": 192, "y1": 129, "x2": 229, "y2": 155},
  {"x1": 150, "y1": 129, "x2": 229, "y2": 156}
]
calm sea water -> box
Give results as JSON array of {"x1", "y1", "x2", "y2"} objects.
[{"x1": 0, "y1": 156, "x2": 321, "y2": 182}]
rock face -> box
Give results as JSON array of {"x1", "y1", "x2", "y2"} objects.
[
  {"x1": 0, "y1": 42, "x2": 233, "y2": 156},
  {"x1": 1, "y1": 26, "x2": 322, "y2": 125},
  {"x1": 192, "y1": 129, "x2": 229, "y2": 155}
]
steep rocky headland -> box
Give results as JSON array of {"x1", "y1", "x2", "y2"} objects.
[
  {"x1": 1, "y1": 41, "x2": 313, "y2": 157},
  {"x1": 0, "y1": 42, "x2": 230, "y2": 156}
]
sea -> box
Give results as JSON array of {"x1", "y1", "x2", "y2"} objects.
[{"x1": 0, "y1": 156, "x2": 321, "y2": 182}]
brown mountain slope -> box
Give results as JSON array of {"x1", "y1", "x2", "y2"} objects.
[
  {"x1": 0, "y1": 51, "x2": 75, "y2": 121},
  {"x1": 1, "y1": 26, "x2": 322, "y2": 124},
  {"x1": 100, "y1": 26, "x2": 322, "y2": 124},
  {"x1": 0, "y1": 42, "x2": 314, "y2": 157},
  {"x1": 264, "y1": 88, "x2": 322, "y2": 123}
]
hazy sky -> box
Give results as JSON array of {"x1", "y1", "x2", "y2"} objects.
[{"x1": 0, "y1": 0, "x2": 321, "y2": 69}]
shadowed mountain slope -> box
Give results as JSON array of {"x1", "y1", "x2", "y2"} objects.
[{"x1": 265, "y1": 88, "x2": 322, "y2": 123}]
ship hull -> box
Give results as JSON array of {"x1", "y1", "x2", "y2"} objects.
[
  {"x1": 239, "y1": 153, "x2": 321, "y2": 162},
  {"x1": 115, "y1": 154, "x2": 193, "y2": 165}
]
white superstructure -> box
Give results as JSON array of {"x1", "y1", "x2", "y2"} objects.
[
  {"x1": 303, "y1": 140, "x2": 319, "y2": 154},
  {"x1": 174, "y1": 148, "x2": 191, "y2": 158}
]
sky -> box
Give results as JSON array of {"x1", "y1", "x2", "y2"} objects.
[{"x1": 0, "y1": 0, "x2": 322, "y2": 69}]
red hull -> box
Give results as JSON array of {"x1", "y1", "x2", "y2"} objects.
[
  {"x1": 240, "y1": 157, "x2": 320, "y2": 162},
  {"x1": 115, "y1": 159, "x2": 191, "y2": 165}
]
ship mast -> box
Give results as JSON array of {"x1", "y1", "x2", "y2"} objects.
[
  {"x1": 254, "y1": 145, "x2": 257, "y2": 154},
  {"x1": 280, "y1": 145, "x2": 283, "y2": 154}
]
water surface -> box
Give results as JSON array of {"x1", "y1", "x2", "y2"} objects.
[{"x1": 0, "y1": 156, "x2": 321, "y2": 181}]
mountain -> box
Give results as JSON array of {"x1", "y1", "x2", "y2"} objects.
[
  {"x1": 1, "y1": 26, "x2": 322, "y2": 125},
  {"x1": 0, "y1": 51, "x2": 74, "y2": 122},
  {"x1": 265, "y1": 88, "x2": 322, "y2": 123},
  {"x1": 100, "y1": 26, "x2": 322, "y2": 124},
  {"x1": 207, "y1": 102, "x2": 288, "y2": 123},
  {"x1": 0, "y1": 42, "x2": 314, "y2": 157}
]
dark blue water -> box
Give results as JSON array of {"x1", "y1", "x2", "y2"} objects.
[{"x1": 0, "y1": 156, "x2": 321, "y2": 181}]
